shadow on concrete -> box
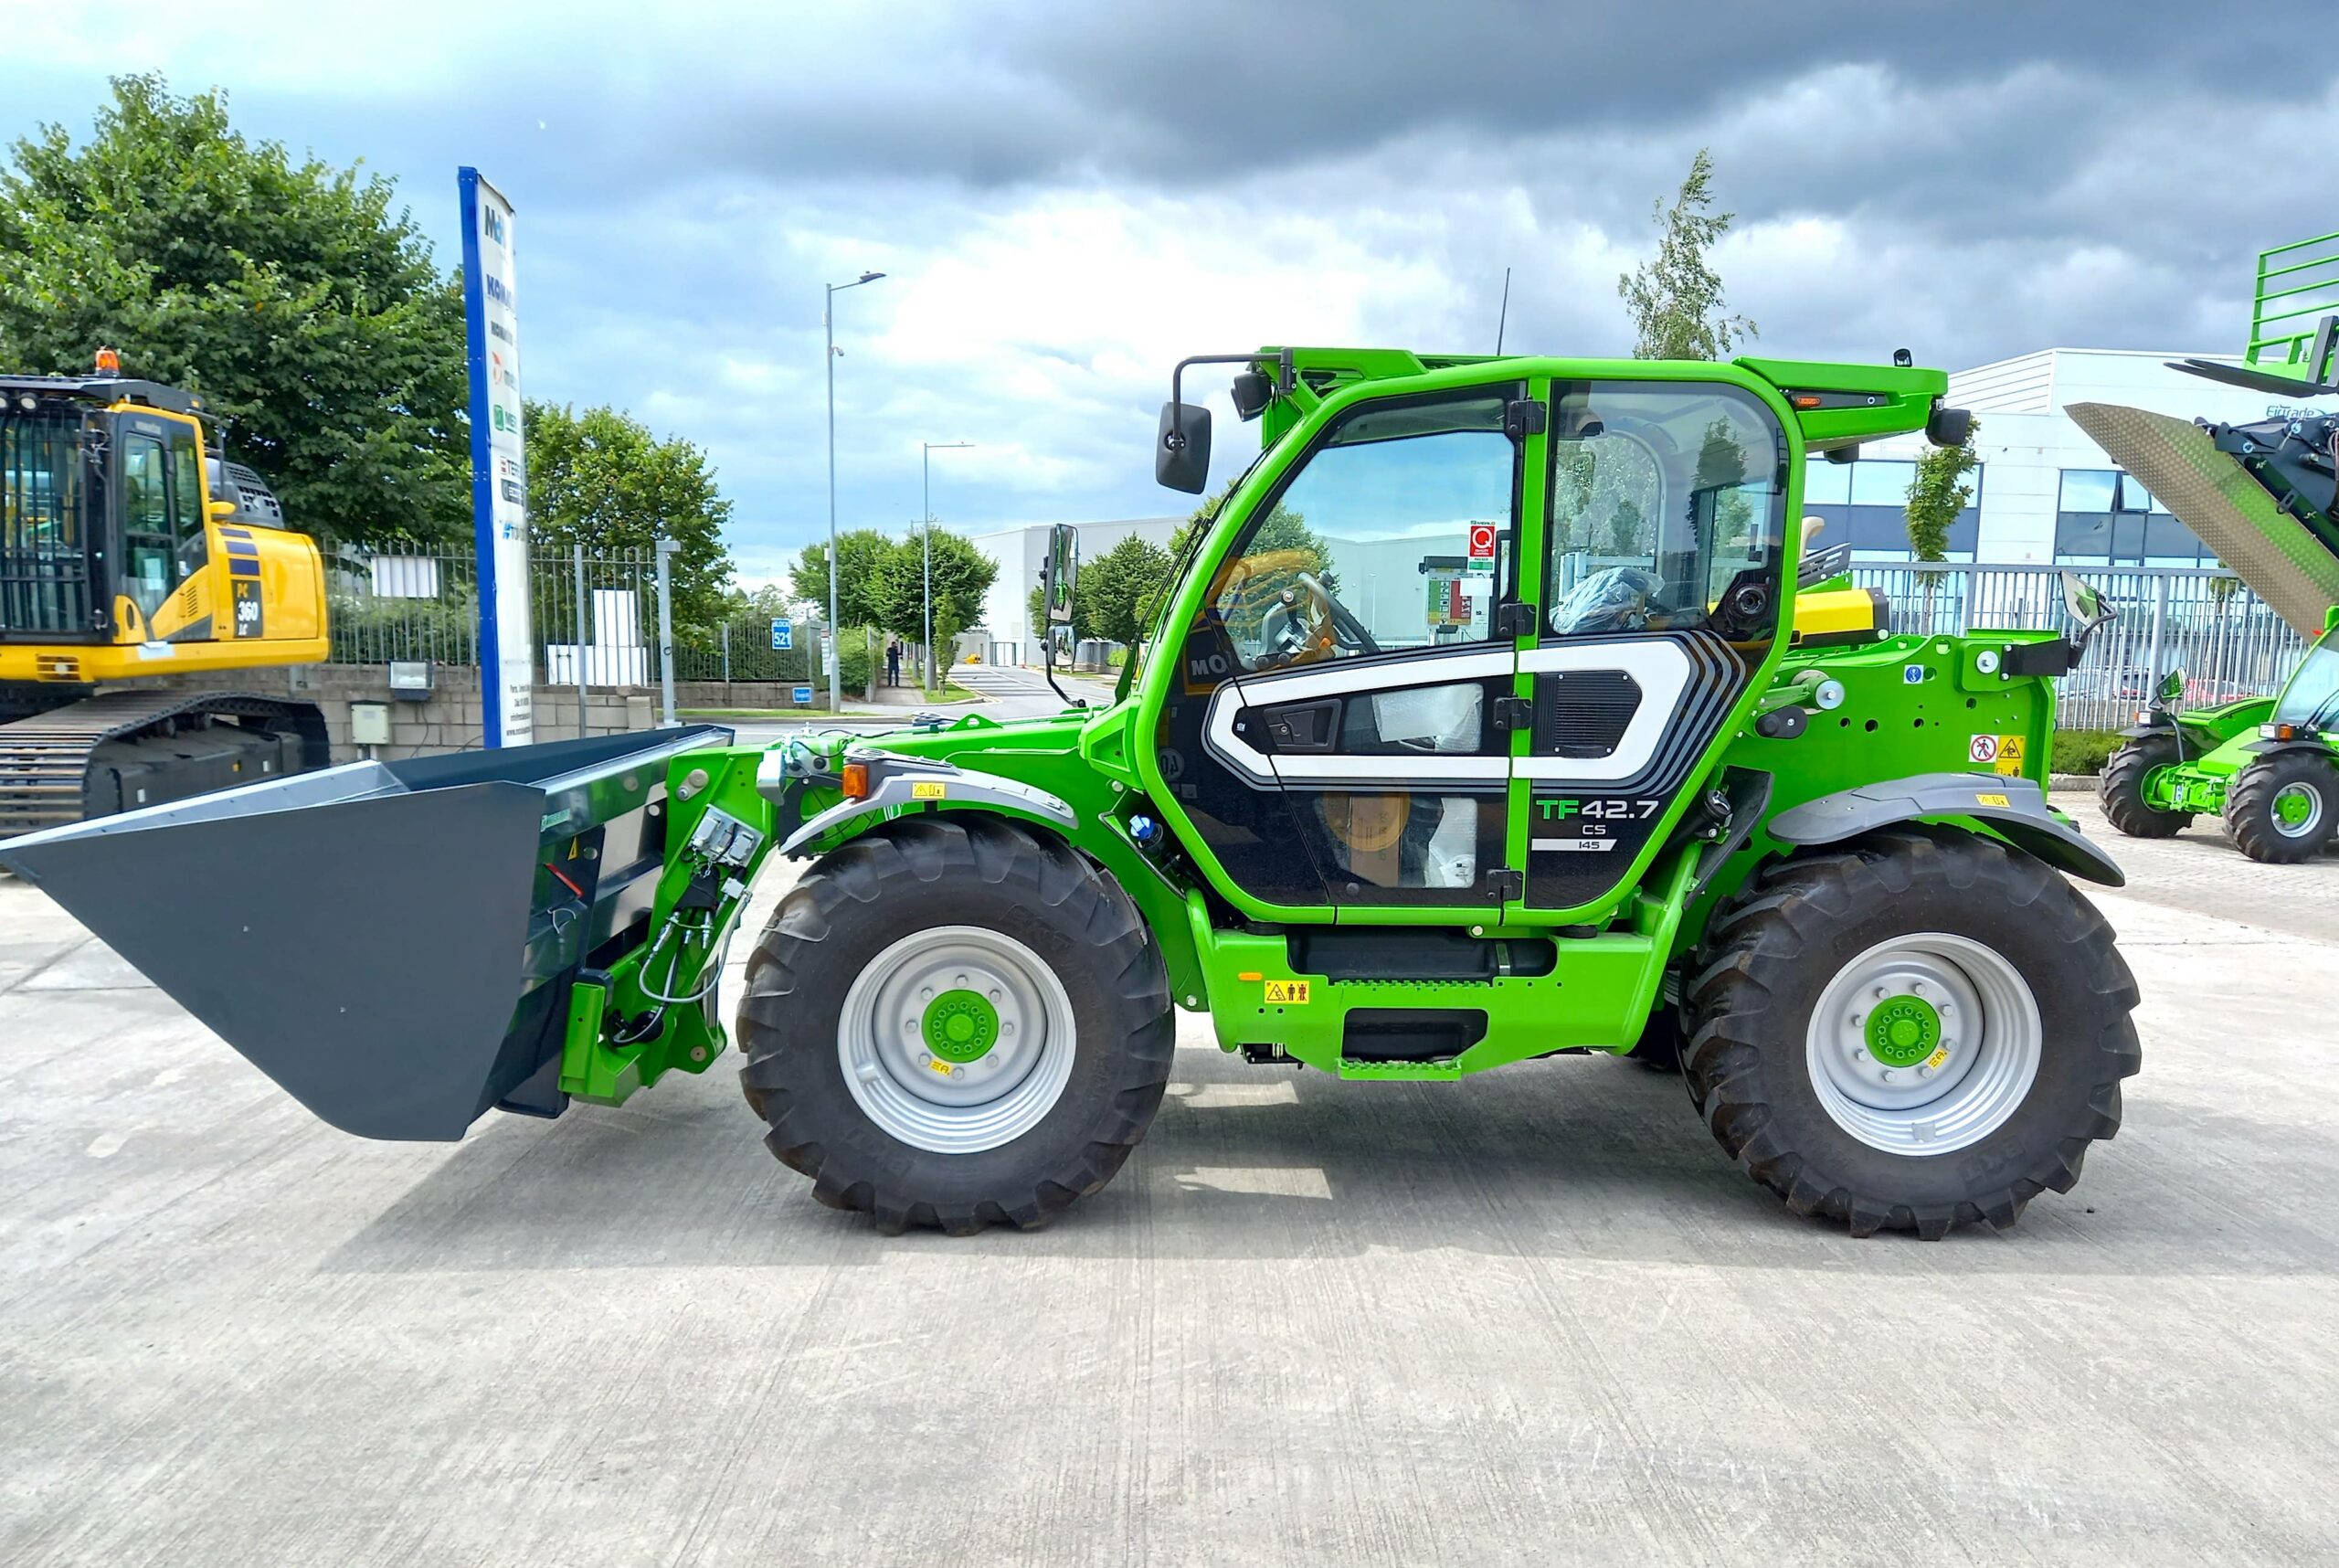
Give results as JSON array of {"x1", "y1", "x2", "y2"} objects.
[{"x1": 318, "y1": 1046, "x2": 2339, "y2": 1279}]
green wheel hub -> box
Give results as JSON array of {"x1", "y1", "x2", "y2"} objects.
[
  {"x1": 2274, "y1": 784, "x2": 2317, "y2": 831},
  {"x1": 923, "y1": 989, "x2": 1001, "y2": 1063},
  {"x1": 1864, "y1": 995, "x2": 1942, "y2": 1068}
]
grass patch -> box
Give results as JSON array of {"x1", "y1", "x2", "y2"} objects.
[{"x1": 2052, "y1": 727, "x2": 2124, "y2": 776}]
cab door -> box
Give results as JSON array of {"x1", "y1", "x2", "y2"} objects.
[
  {"x1": 1514, "y1": 379, "x2": 1790, "y2": 916},
  {"x1": 1149, "y1": 382, "x2": 1540, "y2": 919}
]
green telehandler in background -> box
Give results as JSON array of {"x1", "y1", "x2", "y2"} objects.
[
  {"x1": 2077, "y1": 230, "x2": 2339, "y2": 863},
  {"x1": 4, "y1": 343, "x2": 2151, "y2": 1239}
]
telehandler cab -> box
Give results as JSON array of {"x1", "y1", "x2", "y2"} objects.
[{"x1": 1, "y1": 345, "x2": 2144, "y2": 1239}]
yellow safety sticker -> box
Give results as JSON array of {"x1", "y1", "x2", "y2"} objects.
[
  {"x1": 1923, "y1": 1044, "x2": 1951, "y2": 1071},
  {"x1": 1974, "y1": 793, "x2": 2010, "y2": 807},
  {"x1": 926, "y1": 1057, "x2": 954, "y2": 1075},
  {"x1": 1994, "y1": 735, "x2": 2027, "y2": 777},
  {"x1": 1263, "y1": 980, "x2": 1310, "y2": 1005},
  {"x1": 911, "y1": 780, "x2": 948, "y2": 800}
]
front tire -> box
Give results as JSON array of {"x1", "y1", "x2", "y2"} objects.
[
  {"x1": 737, "y1": 816, "x2": 1173, "y2": 1233},
  {"x1": 2100, "y1": 732, "x2": 2193, "y2": 838},
  {"x1": 1686, "y1": 829, "x2": 2140, "y2": 1238},
  {"x1": 2224, "y1": 752, "x2": 2338, "y2": 863}
]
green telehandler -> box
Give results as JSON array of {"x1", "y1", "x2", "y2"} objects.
[
  {"x1": 2072, "y1": 231, "x2": 2339, "y2": 864},
  {"x1": 1, "y1": 344, "x2": 2150, "y2": 1238}
]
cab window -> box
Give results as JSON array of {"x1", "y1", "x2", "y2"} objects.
[
  {"x1": 1206, "y1": 389, "x2": 1518, "y2": 672},
  {"x1": 1545, "y1": 383, "x2": 1784, "y2": 641}
]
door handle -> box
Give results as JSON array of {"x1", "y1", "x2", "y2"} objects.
[{"x1": 1260, "y1": 697, "x2": 1341, "y2": 753}]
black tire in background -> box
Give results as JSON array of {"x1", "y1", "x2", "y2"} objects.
[
  {"x1": 737, "y1": 815, "x2": 1174, "y2": 1234},
  {"x1": 2224, "y1": 752, "x2": 2339, "y2": 864},
  {"x1": 1685, "y1": 828, "x2": 2141, "y2": 1239},
  {"x1": 2099, "y1": 732, "x2": 2194, "y2": 838}
]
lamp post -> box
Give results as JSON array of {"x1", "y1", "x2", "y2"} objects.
[
  {"x1": 921, "y1": 440, "x2": 974, "y2": 692},
  {"x1": 824, "y1": 269, "x2": 886, "y2": 714}
]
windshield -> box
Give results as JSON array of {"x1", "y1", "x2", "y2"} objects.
[
  {"x1": 1, "y1": 408, "x2": 92, "y2": 636},
  {"x1": 2273, "y1": 629, "x2": 2339, "y2": 730}
]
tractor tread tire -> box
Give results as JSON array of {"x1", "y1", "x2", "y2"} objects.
[
  {"x1": 2224, "y1": 752, "x2": 2339, "y2": 864},
  {"x1": 1684, "y1": 827, "x2": 2141, "y2": 1239},
  {"x1": 2099, "y1": 733, "x2": 2193, "y2": 838},
  {"x1": 737, "y1": 815, "x2": 1173, "y2": 1234}
]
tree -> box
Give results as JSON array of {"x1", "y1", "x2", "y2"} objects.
[
  {"x1": 0, "y1": 75, "x2": 470, "y2": 546},
  {"x1": 524, "y1": 400, "x2": 736, "y2": 637},
  {"x1": 1077, "y1": 533, "x2": 1174, "y2": 647},
  {"x1": 794, "y1": 528, "x2": 900, "y2": 698},
  {"x1": 874, "y1": 528, "x2": 1000, "y2": 691},
  {"x1": 1618, "y1": 148, "x2": 1756, "y2": 362},
  {"x1": 1904, "y1": 416, "x2": 1980, "y2": 630}
]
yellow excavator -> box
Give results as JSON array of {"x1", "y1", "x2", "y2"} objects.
[{"x1": 0, "y1": 354, "x2": 331, "y2": 840}]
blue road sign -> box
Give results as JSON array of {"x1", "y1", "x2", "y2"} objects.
[
  {"x1": 771, "y1": 620, "x2": 793, "y2": 651},
  {"x1": 792, "y1": 685, "x2": 813, "y2": 705}
]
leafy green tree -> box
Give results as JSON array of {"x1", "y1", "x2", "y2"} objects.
[
  {"x1": 874, "y1": 528, "x2": 999, "y2": 690},
  {"x1": 794, "y1": 528, "x2": 900, "y2": 697},
  {"x1": 1904, "y1": 417, "x2": 1981, "y2": 563},
  {"x1": 524, "y1": 400, "x2": 735, "y2": 637},
  {"x1": 0, "y1": 75, "x2": 470, "y2": 545},
  {"x1": 1904, "y1": 416, "x2": 1980, "y2": 628},
  {"x1": 1618, "y1": 148, "x2": 1756, "y2": 361},
  {"x1": 1077, "y1": 532, "x2": 1173, "y2": 647}
]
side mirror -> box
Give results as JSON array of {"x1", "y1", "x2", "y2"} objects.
[
  {"x1": 2157, "y1": 668, "x2": 2186, "y2": 705},
  {"x1": 1228, "y1": 372, "x2": 1272, "y2": 421},
  {"x1": 207, "y1": 498, "x2": 237, "y2": 520},
  {"x1": 1156, "y1": 402, "x2": 1212, "y2": 493},
  {"x1": 2060, "y1": 570, "x2": 2112, "y2": 628},
  {"x1": 1042, "y1": 523, "x2": 1080, "y2": 626}
]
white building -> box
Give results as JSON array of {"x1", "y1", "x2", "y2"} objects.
[
  {"x1": 968, "y1": 515, "x2": 1182, "y2": 662},
  {"x1": 1841, "y1": 347, "x2": 2339, "y2": 567}
]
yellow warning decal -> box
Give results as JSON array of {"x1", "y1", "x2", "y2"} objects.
[
  {"x1": 1993, "y1": 735, "x2": 2027, "y2": 777},
  {"x1": 910, "y1": 780, "x2": 948, "y2": 800},
  {"x1": 926, "y1": 1057, "x2": 954, "y2": 1075},
  {"x1": 1923, "y1": 1044, "x2": 1952, "y2": 1071},
  {"x1": 1974, "y1": 793, "x2": 2010, "y2": 808},
  {"x1": 1264, "y1": 980, "x2": 1310, "y2": 1005}
]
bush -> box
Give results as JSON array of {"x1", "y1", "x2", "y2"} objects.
[{"x1": 2052, "y1": 728, "x2": 2123, "y2": 777}]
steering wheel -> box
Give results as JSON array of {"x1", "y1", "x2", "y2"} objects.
[{"x1": 1296, "y1": 571, "x2": 1381, "y2": 655}]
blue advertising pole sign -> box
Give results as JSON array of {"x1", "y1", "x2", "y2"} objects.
[
  {"x1": 770, "y1": 620, "x2": 792, "y2": 651},
  {"x1": 460, "y1": 167, "x2": 534, "y2": 747}
]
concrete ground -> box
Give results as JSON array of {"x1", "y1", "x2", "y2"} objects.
[{"x1": 2, "y1": 793, "x2": 2335, "y2": 1565}]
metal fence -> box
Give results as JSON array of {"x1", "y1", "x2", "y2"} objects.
[
  {"x1": 1853, "y1": 562, "x2": 2310, "y2": 728},
  {"x1": 331, "y1": 546, "x2": 835, "y2": 704}
]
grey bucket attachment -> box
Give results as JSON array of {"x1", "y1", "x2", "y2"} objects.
[{"x1": 0, "y1": 726, "x2": 733, "y2": 1140}]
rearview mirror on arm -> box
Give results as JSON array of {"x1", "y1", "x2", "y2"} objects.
[{"x1": 1157, "y1": 402, "x2": 1212, "y2": 493}]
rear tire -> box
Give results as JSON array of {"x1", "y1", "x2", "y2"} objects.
[
  {"x1": 2099, "y1": 732, "x2": 2193, "y2": 838},
  {"x1": 1685, "y1": 828, "x2": 2140, "y2": 1238},
  {"x1": 2224, "y1": 752, "x2": 2338, "y2": 863},
  {"x1": 737, "y1": 816, "x2": 1173, "y2": 1234}
]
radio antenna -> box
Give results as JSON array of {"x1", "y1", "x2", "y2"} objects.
[{"x1": 1495, "y1": 267, "x2": 1512, "y2": 355}]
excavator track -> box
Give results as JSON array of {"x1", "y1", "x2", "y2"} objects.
[{"x1": 0, "y1": 691, "x2": 330, "y2": 842}]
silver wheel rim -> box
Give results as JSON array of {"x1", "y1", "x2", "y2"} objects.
[
  {"x1": 838, "y1": 925, "x2": 1076, "y2": 1154},
  {"x1": 1804, "y1": 932, "x2": 2042, "y2": 1157},
  {"x1": 2271, "y1": 781, "x2": 2325, "y2": 839}
]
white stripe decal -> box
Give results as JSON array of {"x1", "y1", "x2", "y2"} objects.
[
  {"x1": 1201, "y1": 639, "x2": 1697, "y2": 789},
  {"x1": 1204, "y1": 650, "x2": 1512, "y2": 788}
]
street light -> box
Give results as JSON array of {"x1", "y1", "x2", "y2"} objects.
[
  {"x1": 824, "y1": 269, "x2": 886, "y2": 714},
  {"x1": 922, "y1": 440, "x2": 974, "y2": 691}
]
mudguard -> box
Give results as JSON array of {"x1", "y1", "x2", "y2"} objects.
[
  {"x1": 762, "y1": 747, "x2": 1078, "y2": 857},
  {"x1": 1767, "y1": 772, "x2": 2125, "y2": 887}
]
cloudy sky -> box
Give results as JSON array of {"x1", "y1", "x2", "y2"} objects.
[{"x1": 9, "y1": 2, "x2": 2323, "y2": 582}]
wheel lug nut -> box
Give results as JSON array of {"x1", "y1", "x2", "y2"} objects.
[
  {"x1": 1918, "y1": 1065, "x2": 1934, "y2": 1079},
  {"x1": 919, "y1": 989, "x2": 933, "y2": 1001},
  {"x1": 1880, "y1": 1069, "x2": 1896, "y2": 1083},
  {"x1": 1851, "y1": 1013, "x2": 1864, "y2": 1028},
  {"x1": 955, "y1": 973, "x2": 968, "y2": 985},
  {"x1": 1911, "y1": 981, "x2": 1925, "y2": 994},
  {"x1": 990, "y1": 988, "x2": 1001, "y2": 1001}
]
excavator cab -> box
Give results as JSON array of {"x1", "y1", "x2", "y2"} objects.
[{"x1": 0, "y1": 361, "x2": 330, "y2": 837}]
